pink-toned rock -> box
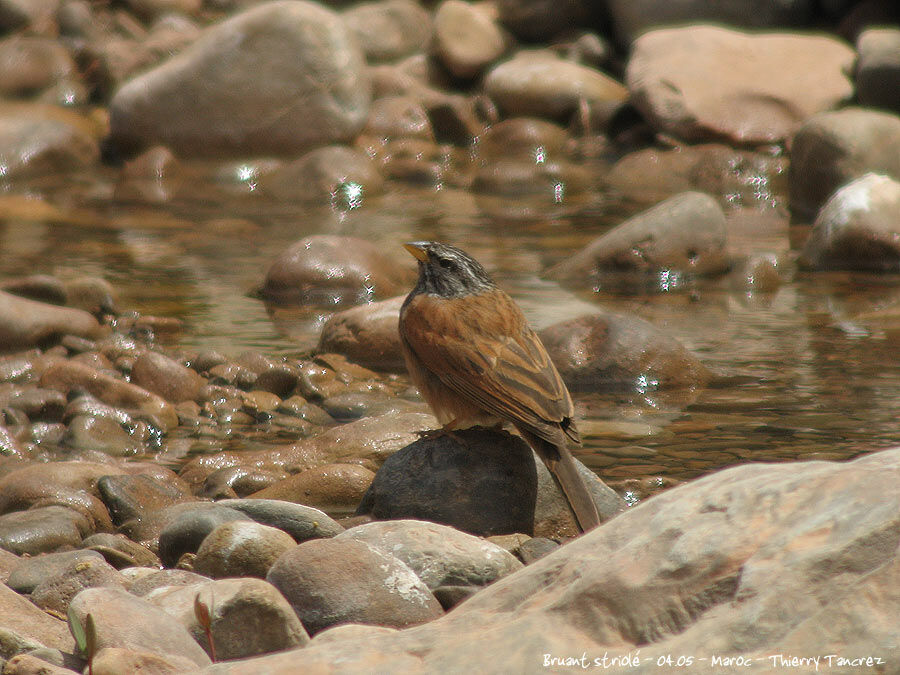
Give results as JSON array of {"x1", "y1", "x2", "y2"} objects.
[
  {"x1": 0, "y1": 583, "x2": 73, "y2": 652},
  {"x1": 266, "y1": 537, "x2": 443, "y2": 634},
  {"x1": 316, "y1": 295, "x2": 405, "y2": 372},
  {"x1": 40, "y1": 360, "x2": 178, "y2": 431},
  {"x1": 195, "y1": 448, "x2": 900, "y2": 674},
  {"x1": 250, "y1": 463, "x2": 375, "y2": 513},
  {"x1": 626, "y1": 25, "x2": 855, "y2": 144},
  {"x1": 108, "y1": 1, "x2": 370, "y2": 157},
  {"x1": 68, "y1": 587, "x2": 211, "y2": 667},
  {"x1": 484, "y1": 50, "x2": 627, "y2": 120},
  {"x1": 545, "y1": 191, "x2": 729, "y2": 283},
  {"x1": 260, "y1": 235, "x2": 414, "y2": 306}
]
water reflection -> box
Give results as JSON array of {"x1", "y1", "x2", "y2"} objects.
[{"x1": 1, "y1": 172, "x2": 898, "y2": 503}]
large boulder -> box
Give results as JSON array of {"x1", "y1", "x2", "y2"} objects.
[
  {"x1": 626, "y1": 25, "x2": 854, "y2": 145},
  {"x1": 193, "y1": 447, "x2": 900, "y2": 673},
  {"x1": 108, "y1": 1, "x2": 371, "y2": 157},
  {"x1": 545, "y1": 192, "x2": 729, "y2": 286}
]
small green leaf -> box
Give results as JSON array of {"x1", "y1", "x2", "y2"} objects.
[
  {"x1": 85, "y1": 613, "x2": 97, "y2": 659},
  {"x1": 67, "y1": 606, "x2": 87, "y2": 653}
]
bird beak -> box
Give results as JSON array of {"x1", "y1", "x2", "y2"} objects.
[{"x1": 404, "y1": 242, "x2": 429, "y2": 262}]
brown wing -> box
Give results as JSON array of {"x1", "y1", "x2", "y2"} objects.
[{"x1": 400, "y1": 289, "x2": 578, "y2": 445}]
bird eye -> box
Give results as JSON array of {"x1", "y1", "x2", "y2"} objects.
[{"x1": 438, "y1": 257, "x2": 452, "y2": 269}]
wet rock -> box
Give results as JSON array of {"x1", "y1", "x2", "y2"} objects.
[
  {"x1": 176, "y1": 411, "x2": 430, "y2": 490},
  {"x1": 532, "y1": 450, "x2": 627, "y2": 539},
  {"x1": 115, "y1": 145, "x2": 184, "y2": 204},
  {"x1": 0, "y1": 291, "x2": 101, "y2": 351},
  {"x1": 190, "y1": 448, "x2": 900, "y2": 674},
  {"x1": 68, "y1": 587, "x2": 211, "y2": 667},
  {"x1": 158, "y1": 505, "x2": 253, "y2": 568},
  {"x1": 194, "y1": 520, "x2": 296, "y2": 579},
  {"x1": 0, "y1": 424, "x2": 25, "y2": 457},
  {"x1": 3, "y1": 387, "x2": 66, "y2": 422},
  {"x1": 433, "y1": 0, "x2": 505, "y2": 80},
  {"x1": 62, "y1": 414, "x2": 143, "y2": 457},
  {"x1": 343, "y1": 0, "x2": 431, "y2": 63},
  {"x1": 214, "y1": 499, "x2": 344, "y2": 543},
  {"x1": 96, "y1": 472, "x2": 193, "y2": 526},
  {"x1": 40, "y1": 360, "x2": 178, "y2": 431},
  {"x1": 626, "y1": 26, "x2": 853, "y2": 145},
  {"x1": 260, "y1": 235, "x2": 413, "y2": 306},
  {"x1": 0, "y1": 505, "x2": 90, "y2": 555},
  {"x1": 253, "y1": 367, "x2": 298, "y2": 398},
  {"x1": 338, "y1": 520, "x2": 522, "y2": 589},
  {"x1": 31, "y1": 556, "x2": 126, "y2": 615},
  {"x1": 6, "y1": 549, "x2": 104, "y2": 594},
  {"x1": 200, "y1": 466, "x2": 287, "y2": 499},
  {"x1": 281, "y1": 411, "x2": 435, "y2": 473},
  {"x1": 266, "y1": 537, "x2": 443, "y2": 635},
  {"x1": 0, "y1": 37, "x2": 75, "y2": 98},
  {"x1": 130, "y1": 351, "x2": 205, "y2": 403},
  {"x1": 319, "y1": 391, "x2": 415, "y2": 421},
  {"x1": 259, "y1": 145, "x2": 383, "y2": 204},
  {"x1": 472, "y1": 156, "x2": 593, "y2": 198},
  {"x1": 0, "y1": 103, "x2": 100, "y2": 179},
  {"x1": 81, "y1": 533, "x2": 160, "y2": 569},
  {"x1": 356, "y1": 428, "x2": 538, "y2": 536},
  {"x1": 147, "y1": 577, "x2": 309, "y2": 660},
  {"x1": 0, "y1": 462, "x2": 114, "y2": 533},
  {"x1": 729, "y1": 254, "x2": 783, "y2": 294},
  {"x1": 251, "y1": 463, "x2": 375, "y2": 513},
  {"x1": 539, "y1": 313, "x2": 712, "y2": 392},
  {"x1": 789, "y1": 108, "x2": 900, "y2": 220},
  {"x1": 316, "y1": 295, "x2": 405, "y2": 372},
  {"x1": 545, "y1": 191, "x2": 729, "y2": 284},
  {"x1": 108, "y1": 1, "x2": 370, "y2": 157},
  {"x1": 477, "y1": 117, "x2": 570, "y2": 162},
  {"x1": 798, "y1": 173, "x2": 900, "y2": 271},
  {"x1": 855, "y1": 28, "x2": 900, "y2": 113},
  {"x1": 606, "y1": 143, "x2": 788, "y2": 207},
  {"x1": 484, "y1": 50, "x2": 627, "y2": 121}
]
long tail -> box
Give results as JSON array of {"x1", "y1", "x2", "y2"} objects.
[{"x1": 519, "y1": 429, "x2": 602, "y2": 533}]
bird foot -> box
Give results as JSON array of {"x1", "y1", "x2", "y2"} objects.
[{"x1": 416, "y1": 427, "x2": 469, "y2": 448}]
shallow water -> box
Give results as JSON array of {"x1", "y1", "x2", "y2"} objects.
[{"x1": 3, "y1": 165, "x2": 899, "y2": 502}]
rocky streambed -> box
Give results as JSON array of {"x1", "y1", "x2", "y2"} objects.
[{"x1": 2, "y1": 0, "x2": 900, "y2": 673}]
